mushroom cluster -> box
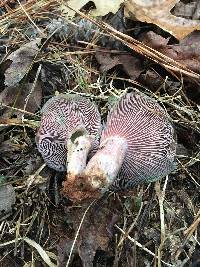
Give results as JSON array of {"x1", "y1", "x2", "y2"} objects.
[
  {"x1": 63, "y1": 91, "x2": 176, "y2": 201},
  {"x1": 36, "y1": 92, "x2": 176, "y2": 201},
  {"x1": 36, "y1": 94, "x2": 101, "y2": 172}
]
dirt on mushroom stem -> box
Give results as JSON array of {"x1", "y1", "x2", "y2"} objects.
[{"x1": 62, "y1": 172, "x2": 104, "y2": 202}]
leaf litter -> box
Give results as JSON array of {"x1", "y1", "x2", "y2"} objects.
[
  {"x1": 0, "y1": 0, "x2": 200, "y2": 267},
  {"x1": 95, "y1": 50, "x2": 143, "y2": 80},
  {"x1": 4, "y1": 38, "x2": 41, "y2": 87},
  {"x1": 124, "y1": 0, "x2": 200, "y2": 40},
  {"x1": 140, "y1": 31, "x2": 200, "y2": 74}
]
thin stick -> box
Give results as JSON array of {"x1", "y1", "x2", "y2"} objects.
[
  {"x1": 16, "y1": 0, "x2": 44, "y2": 36},
  {"x1": 66, "y1": 200, "x2": 96, "y2": 267},
  {"x1": 155, "y1": 176, "x2": 169, "y2": 267},
  {"x1": 184, "y1": 208, "x2": 200, "y2": 237},
  {"x1": 22, "y1": 64, "x2": 42, "y2": 121},
  {"x1": 117, "y1": 202, "x2": 143, "y2": 247},
  {"x1": 115, "y1": 225, "x2": 174, "y2": 267},
  {"x1": 0, "y1": 103, "x2": 39, "y2": 117}
]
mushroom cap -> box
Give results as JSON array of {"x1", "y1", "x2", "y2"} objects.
[
  {"x1": 99, "y1": 91, "x2": 176, "y2": 189},
  {"x1": 36, "y1": 94, "x2": 101, "y2": 171}
]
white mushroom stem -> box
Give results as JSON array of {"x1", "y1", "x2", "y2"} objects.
[
  {"x1": 67, "y1": 134, "x2": 95, "y2": 180},
  {"x1": 84, "y1": 137, "x2": 128, "y2": 189}
]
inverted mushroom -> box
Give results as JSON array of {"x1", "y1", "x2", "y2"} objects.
[
  {"x1": 36, "y1": 94, "x2": 101, "y2": 172},
  {"x1": 63, "y1": 91, "x2": 176, "y2": 201}
]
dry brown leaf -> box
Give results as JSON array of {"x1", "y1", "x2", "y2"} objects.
[
  {"x1": 140, "y1": 31, "x2": 200, "y2": 74},
  {"x1": 173, "y1": 1, "x2": 200, "y2": 20},
  {"x1": 96, "y1": 50, "x2": 143, "y2": 79},
  {"x1": 139, "y1": 70, "x2": 164, "y2": 92},
  {"x1": 4, "y1": 38, "x2": 41, "y2": 87},
  {"x1": 125, "y1": 0, "x2": 200, "y2": 40},
  {"x1": 0, "y1": 82, "x2": 42, "y2": 118},
  {"x1": 58, "y1": 199, "x2": 119, "y2": 266},
  {"x1": 61, "y1": 0, "x2": 124, "y2": 17},
  {"x1": 77, "y1": 204, "x2": 113, "y2": 266}
]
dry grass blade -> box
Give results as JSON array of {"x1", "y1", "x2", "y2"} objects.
[
  {"x1": 26, "y1": 163, "x2": 47, "y2": 193},
  {"x1": 24, "y1": 237, "x2": 57, "y2": 267},
  {"x1": 0, "y1": 237, "x2": 57, "y2": 267},
  {"x1": 155, "y1": 176, "x2": 169, "y2": 267},
  {"x1": 0, "y1": 118, "x2": 38, "y2": 128},
  {"x1": 16, "y1": 0, "x2": 44, "y2": 36},
  {"x1": 64, "y1": 6, "x2": 200, "y2": 80},
  {"x1": 184, "y1": 208, "x2": 200, "y2": 238}
]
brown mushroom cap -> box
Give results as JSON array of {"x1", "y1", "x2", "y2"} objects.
[
  {"x1": 84, "y1": 91, "x2": 176, "y2": 191},
  {"x1": 36, "y1": 94, "x2": 101, "y2": 171}
]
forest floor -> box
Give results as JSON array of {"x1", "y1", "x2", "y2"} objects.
[{"x1": 0, "y1": 1, "x2": 200, "y2": 267}]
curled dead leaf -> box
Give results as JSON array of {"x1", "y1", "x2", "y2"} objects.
[
  {"x1": 140, "y1": 31, "x2": 200, "y2": 74},
  {"x1": 125, "y1": 0, "x2": 200, "y2": 40},
  {"x1": 96, "y1": 50, "x2": 143, "y2": 79},
  {"x1": 4, "y1": 38, "x2": 41, "y2": 87}
]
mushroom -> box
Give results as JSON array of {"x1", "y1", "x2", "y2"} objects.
[
  {"x1": 64, "y1": 91, "x2": 176, "y2": 201},
  {"x1": 36, "y1": 94, "x2": 101, "y2": 172}
]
